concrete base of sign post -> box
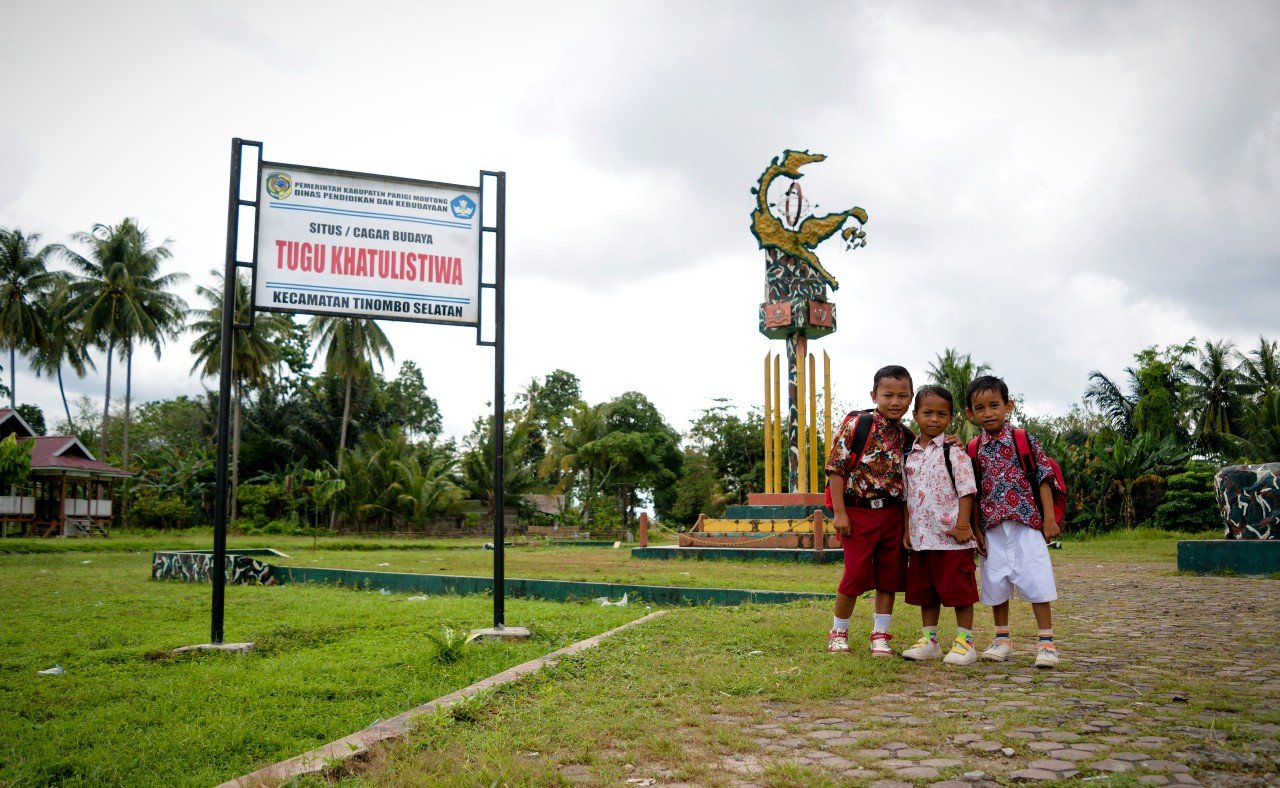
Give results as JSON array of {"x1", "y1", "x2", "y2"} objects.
[
  {"x1": 467, "y1": 626, "x2": 532, "y2": 642},
  {"x1": 171, "y1": 642, "x2": 256, "y2": 656}
]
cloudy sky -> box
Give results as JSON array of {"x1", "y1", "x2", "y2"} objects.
[{"x1": 3, "y1": 0, "x2": 1277, "y2": 441}]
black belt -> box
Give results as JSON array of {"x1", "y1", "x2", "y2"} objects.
[{"x1": 844, "y1": 496, "x2": 901, "y2": 509}]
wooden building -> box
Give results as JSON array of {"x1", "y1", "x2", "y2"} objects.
[{"x1": 0, "y1": 409, "x2": 130, "y2": 537}]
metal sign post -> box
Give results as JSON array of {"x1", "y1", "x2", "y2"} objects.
[{"x1": 207, "y1": 139, "x2": 517, "y2": 645}]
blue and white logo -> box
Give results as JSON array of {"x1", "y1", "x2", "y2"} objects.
[{"x1": 450, "y1": 195, "x2": 476, "y2": 220}]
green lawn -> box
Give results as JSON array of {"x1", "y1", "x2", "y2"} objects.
[
  {"x1": 0, "y1": 550, "x2": 642, "y2": 786},
  {"x1": 0, "y1": 527, "x2": 1223, "y2": 785}
]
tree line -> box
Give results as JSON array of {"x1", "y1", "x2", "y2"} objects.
[{"x1": 3, "y1": 221, "x2": 1277, "y2": 535}]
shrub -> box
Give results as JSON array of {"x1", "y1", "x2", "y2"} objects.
[
  {"x1": 235, "y1": 482, "x2": 296, "y2": 531},
  {"x1": 126, "y1": 488, "x2": 200, "y2": 530},
  {"x1": 1150, "y1": 461, "x2": 1220, "y2": 532}
]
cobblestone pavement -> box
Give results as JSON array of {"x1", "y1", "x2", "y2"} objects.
[{"x1": 631, "y1": 565, "x2": 1280, "y2": 787}]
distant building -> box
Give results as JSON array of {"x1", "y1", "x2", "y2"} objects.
[{"x1": 0, "y1": 408, "x2": 130, "y2": 537}]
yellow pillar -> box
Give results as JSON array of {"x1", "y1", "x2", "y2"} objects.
[
  {"x1": 808, "y1": 353, "x2": 818, "y2": 492},
  {"x1": 796, "y1": 352, "x2": 807, "y2": 494},
  {"x1": 772, "y1": 355, "x2": 782, "y2": 493},
  {"x1": 824, "y1": 350, "x2": 832, "y2": 462},
  {"x1": 763, "y1": 352, "x2": 773, "y2": 494}
]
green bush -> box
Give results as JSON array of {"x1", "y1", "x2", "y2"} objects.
[
  {"x1": 125, "y1": 488, "x2": 200, "y2": 530},
  {"x1": 235, "y1": 482, "x2": 297, "y2": 531},
  {"x1": 1150, "y1": 461, "x2": 1220, "y2": 532}
]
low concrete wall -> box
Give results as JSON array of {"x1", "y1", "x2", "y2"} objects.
[{"x1": 1177, "y1": 539, "x2": 1280, "y2": 575}]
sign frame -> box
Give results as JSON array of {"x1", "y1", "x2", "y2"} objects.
[
  {"x1": 210, "y1": 139, "x2": 509, "y2": 645},
  {"x1": 249, "y1": 158, "x2": 483, "y2": 328}
]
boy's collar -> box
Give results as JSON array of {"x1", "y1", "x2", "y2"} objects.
[
  {"x1": 980, "y1": 422, "x2": 1013, "y2": 443},
  {"x1": 872, "y1": 409, "x2": 900, "y2": 424}
]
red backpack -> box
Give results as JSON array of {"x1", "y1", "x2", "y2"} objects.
[
  {"x1": 966, "y1": 428, "x2": 1067, "y2": 525},
  {"x1": 823, "y1": 410, "x2": 915, "y2": 508}
]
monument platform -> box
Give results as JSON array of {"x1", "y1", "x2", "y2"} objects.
[{"x1": 674, "y1": 493, "x2": 841, "y2": 554}]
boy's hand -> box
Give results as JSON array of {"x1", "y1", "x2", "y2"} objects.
[
  {"x1": 943, "y1": 434, "x2": 963, "y2": 447},
  {"x1": 945, "y1": 520, "x2": 974, "y2": 543},
  {"x1": 902, "y1": 529, "x2": 912, "y2": 551},
  {"x1": 833, "y1": 512, "x2": 851, "y2": 536},
  {"x1": 1042, "y1": 518, "x2": 1060, "y2": 541},
  {"x1": 973, "y1": 525, "x2": 988, "y2": 557}
]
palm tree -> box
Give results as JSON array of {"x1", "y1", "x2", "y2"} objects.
[
  {"x1": 0, "y1": 228, "x2": 58, "y2": 408},
  {"x1": 308, "y1": 316, "x2": 394, "y2": 473},
  {"x1": 1238, "y1": 336, "x2": 1279, "y2": 398},
  {"x1": 1093, "y1": 433, "x2": 1190, "y2": 529},
  {"x1": 64, "y1": 219, "x2": 187, "y2": 467},
  {"x1": 926, "y1": 348, "x2": 991, "y2": 440},
  {"x1": 189, "y1": 269, "x2": 292, "y2": 525},
  {"x1": 1226, "y1": 389, "x2": 1280, "y2": 463},
  {"x1": 540, "y1": 400, "x2": 612, "y2": 524},
  {"x1": 1184, "y1": 339, "x2": 1243, "y2": 454},
  {"x1": 1083, "y1": 369, "x2": 1139, "y2": 438},
  {"x1": 462, "y1": 415, "x2": 539, "y2": 515},
  {"x1": 29, "y1": 273, "x2": 95, "y2": 430}
]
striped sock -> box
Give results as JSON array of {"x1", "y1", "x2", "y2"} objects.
[
  {"x1": 994, "y1": 626, "x2": 1011, "y2": 643},
  {"x1": 1038, "y1": 629, "x2": 1056, "y2": 650}
]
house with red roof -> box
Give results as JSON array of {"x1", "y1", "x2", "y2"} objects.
[{"x1": 0, "y1": 408, "x2": 131, "y2": 537}]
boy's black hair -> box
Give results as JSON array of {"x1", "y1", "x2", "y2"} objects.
[
  {"x1": 966, "y1": 375, "x2": 1010, "y2": 407},
  {"x1": 913, "y1": 385, "x2": 954, "y2": 415},
  {"x1": 873, "y1": 364, "x2": 913, "y2": 392}
]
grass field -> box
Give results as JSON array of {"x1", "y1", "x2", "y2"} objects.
[
  {"x1": 0, "y1": 550, "x2": 642, "y2": 786},
  {"x1": 0, "y1": 527, "x2": 1226, "y2": 785}
]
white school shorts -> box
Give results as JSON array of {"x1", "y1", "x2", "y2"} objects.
[{"x1": 979, "y1": 520, "x2": 1058, "y2": 605}]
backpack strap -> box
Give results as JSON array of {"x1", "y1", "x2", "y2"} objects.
[
  {"x1": 899, "y1": 425, "x2": 916, "y2": 458},
  {"x1": 942, "y1": 442, "x2": 956, "y2": 490},
  {"x1": 1013, "y1": 428, "x2": 1046, "y2": 519},
  {"x1": 848, "y1": 410, "x2": 874, "y2": 467}
]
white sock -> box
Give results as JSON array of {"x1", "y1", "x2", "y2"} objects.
[
  {"x1": 832, "y1": 616, "x2": 850, "y2": 632},
  {"x1": 873, "y1": 613, "x2": 892, "y2": 633}
]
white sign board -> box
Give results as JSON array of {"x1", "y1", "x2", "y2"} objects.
[{"x1": 254, "y1": 163, "x2": 481, "y2": 325}]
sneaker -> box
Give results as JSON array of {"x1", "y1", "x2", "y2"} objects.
[
  {"x1": 981, "y1": 639, "x2": 1014, "y2": 661},
  {"x1": 870, "y1": 631, "x2": 894, "y2": 657},
  {"x1": 902, "y1": 636, "x2": 943, "y2": 660},
  {"x1": 943, "y1": 636, "x2": 978, "y2": 665},
  {"x1": 827, "y1": 629, "x2": 850, "y2": 653},
  {"x1": 1035, "y1": 645, "x2": 1060, "y2": 669}
]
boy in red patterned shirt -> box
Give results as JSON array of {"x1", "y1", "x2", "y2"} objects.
[
  {"x1": 824, "y1": 365, "x2": 915, "y2": 656},
  {"x1": 965, "y1": 375, "x2": 1062, "y2": 669}
]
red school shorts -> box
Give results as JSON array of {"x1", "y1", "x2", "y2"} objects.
[
  {"x1": 837, "y1": 504, "x2": 907, "y2": 597},
  {"x1": 905, "y1": 548, "x2": 979, "y2": 608}
]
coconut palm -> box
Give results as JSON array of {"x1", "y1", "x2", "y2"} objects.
[
  {"x1": 29, "y1": 273, "x2": 95, "y2": 430},
  {"x1": 1184, "y1": 339, "x2": 1243, "y2": 453},
  {"x1": 1083, "y1": 369, "x2": 1139, "y2": 438},
  {"x1": 64, "y1": 219, "x2": 187, "y2": 467},
  {"x1": 0, "y1": 228, "x2": 58, "y2": 408},
  {"x1": 189, "y1": 269, "x2": 293, "y2": 525},
  {"x1": 926, "y1": 348, "x2": 991, "y2": 440},
  {"x1": 1226, "y1": 389, "x2": 1280, "y2": 463},
  {"x1": 308, "y1": 316, "x2": 394, "y2": 473},
  {"x1": 1238, "y1": 336, "x2": 1279, "y2": 398}
]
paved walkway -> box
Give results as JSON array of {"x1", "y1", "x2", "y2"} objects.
[{"x1": 632, "y1": 564, "x2": 1280, "y2": 787}]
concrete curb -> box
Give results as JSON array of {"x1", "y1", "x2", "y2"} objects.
[{"x1": 218, "y1": 609, "x2": 669, "y2": 787}]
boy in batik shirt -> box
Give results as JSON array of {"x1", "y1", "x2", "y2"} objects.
[
  {"x1": 965, "y1": 375, "x2": 1061, "y2": 669},
  {"x1": 825, "y1": 365, "x2": 914, "y2": 657}
]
